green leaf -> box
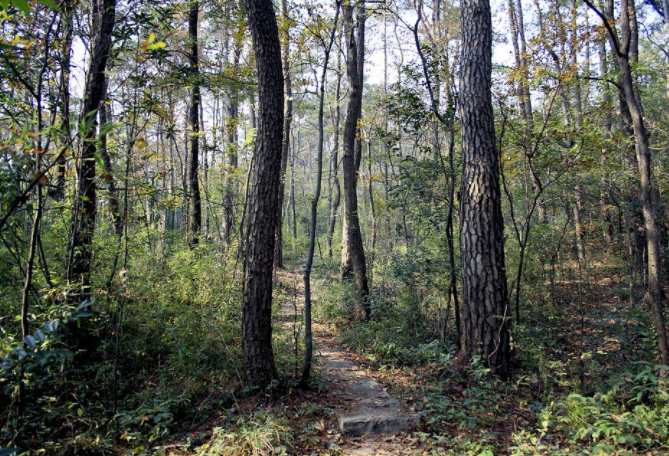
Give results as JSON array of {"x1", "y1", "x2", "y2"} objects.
[
  {"x1": 11, "y1": 0, "x2": 30, "y2": 14},
  {"x1": 99, "y1": 122, "x2": 122, "y2": 136},
  {"x1": 146, "y1": 41, "x2": 166, "y2": 50},
  {"x1": 78, "y1": 408, "x2": 83, "y2": 417},
  {"x1": 0, "y1": 0, "x2": 10, "y2": 11},
  {"x1": 37, "y1": 0, "x2": 61, "y2": 12}
]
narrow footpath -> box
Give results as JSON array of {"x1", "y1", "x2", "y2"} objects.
[{"x1": 276, "y1": 268, "x2": 421, "y2": 456}]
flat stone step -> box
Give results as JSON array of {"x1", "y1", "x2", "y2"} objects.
[
  {"x1": 339, "y1": 406, "x2": 414, "y2": 436},
  {"x1": 320, "y1": 350, "x2": 415, "y2": 436}
]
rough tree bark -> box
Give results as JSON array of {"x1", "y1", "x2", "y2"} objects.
[
  {"x1": 240, "y1": 0, "x2": 284, "y2": 389},
  {"x1": 458, "y1": 0, "x2": 511, "y2": 376}
]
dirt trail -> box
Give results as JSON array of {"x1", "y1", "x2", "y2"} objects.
[{"x1": 275, "y1": 268, "x2": 420, "y2": 456}]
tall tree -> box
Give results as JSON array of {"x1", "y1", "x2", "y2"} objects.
[
  {"x1": 585, "y1": 0, "x2": 669, "y2": 365},
  {"x1": 275, "y1": 0, "x2": 293, "y2": 269},
  {"x1": 223, "y1": 41, "x2": 241, "y2": 245},
  {"x1": 458, "y1": 0, "x2": 511, "y2": 376},
  {"x1": 326, "y1": 48, "x2": 342, "y2": 258},
  {"x1": 98, "y1": 77, "x2": 122, "y2": 237},
  {"x1": 240, "y1": 0, "x2": 284, "y2": 389},
  {"x1": 341, "y1": 2, "x2": 369, "y2": 317},
  {"x1": 65, "y1": 0, "x2": 116, "y2": 296},
  {"x1": 187, "y1": 0, "x2": 202, "y2": 245},
  {"x1": 54, "y1": 0, "x2": 73, "y2": 200},
  {"x1": 302, "y1": 2, "x2": 340, "y2": 383}
]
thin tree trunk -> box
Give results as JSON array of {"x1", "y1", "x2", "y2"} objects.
[
  {"x1": 367, "y1": 141, "x2": 376, "y2": 288},
  {"x1": 53, "y1": 0, "x2": 73, "y2": 201},
  {"x1": 302, "y1": 6, "x2": 339, "y2": 383},
  {"x1": 599, "y1": 32, "x2": 613, "y2": 245},
  {"x1": 275, "y1": 0, "x2": 293, "y2": 270},
  {"x1": 340, "y1": 3, "x2": 369, "y2": 318},
  {"x1": 327, "y1": 50, "x2": 342, "y2": 258},
  {"x1": 188, "y1": 0, "x2": 202, "y2": 245},
  {"x1": 98, "y1": 77, "x2": 122, "y2": 236},
  {"x1": 201, "y1": 99, "x2": 209, "y2": 236},
  {"x1": 663, "y1": 0, "x2": 669, "y2": 98},
  {"x1": 574, "y1": 185, "x2": 586, "y2": 264},
  {"x1": 290, "y1": 129, "x2": 297, "y2": 239},
  {"x1": 223, "y1": 45, "x2": 241, "y2": 245},
  {"x1": 570, "y1": 0, "x2": 583, "y2": 124}
]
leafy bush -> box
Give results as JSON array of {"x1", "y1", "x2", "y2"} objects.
[
  {"x1": 510, "y1": 363, "x2": 669, "y2": 455},
  {"x1": 0, "y1": 242, "x2": 243, "y2": 453}
]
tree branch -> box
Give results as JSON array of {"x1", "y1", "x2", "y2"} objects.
[{"x1": 583, "y1": 0, "x2": 624, "y2": 58}]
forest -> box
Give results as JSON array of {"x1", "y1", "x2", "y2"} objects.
[{"x1": 1, "y1": 0, "x2": 669, "y2": 454}]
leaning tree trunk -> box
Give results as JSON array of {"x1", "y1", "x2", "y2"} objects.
[
  {"x1": 187, "y1": 0, "x2": 202, "y2": 245},
  {"x1": 327, "y1": 50, "x2": 342, "y2": 258},
  {"x1": 275, "y1": 0, "x2": 293, "y2": 270},
  {"x1": 341, "y1": 3, "x2": 369, "y2": 318},
  {"x1": 65, "y1": 0, "x2": 116, "y2": 297},
  {"x1": 586, "y1": 0, "x2": 669, "y2": 365},
  {"x1": 240, "y1": 0, "x2": 284, "y2": 389},
  {"x1": 617, "y1": 0, "x2": 669, "y2": 365},
  {"x1": 458, "y1": 0, "x2": 511, "y2": 377}
]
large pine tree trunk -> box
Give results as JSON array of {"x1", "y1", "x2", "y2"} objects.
[
  {"x1": 66, "y1": 0, "x2": 116, "y2": 296},
  {"x1": 458, "y1": 0, "x2": 510, "y2": 377},
  {"x1": 240, "y1": 0, "x2": 284, "y2": 389},
  {"x1": 188, "y1": 0, "x2": 202, "y2": 245}
]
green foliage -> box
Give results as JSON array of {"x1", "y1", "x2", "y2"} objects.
[
  {"x1": 420, "y1": 357, "x2": 506, "y2": 432},
  {"x1": 316, "y1": 276, "x2": 450, "y2": 367},
  {"x1": 510, "y1": 363, "x2": 669, "y2": 455},
  {"x1": 0, "y1": 242, "x2": 243, "y2": 453},
  {"x1": 196, "y1": 411, "x2": 293, "y2": 456}
]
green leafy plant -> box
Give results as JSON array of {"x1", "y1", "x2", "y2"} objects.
[{"x1": 196, "y1": 411, "x2": 293, "y2": 456}]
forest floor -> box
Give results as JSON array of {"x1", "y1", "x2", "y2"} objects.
[
  {"x1": 272, "y1": 267, "x2": 423, "y2": 455},
  {"x1": 166, "y1": 260, "x2": 664, "y2": 456}
]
